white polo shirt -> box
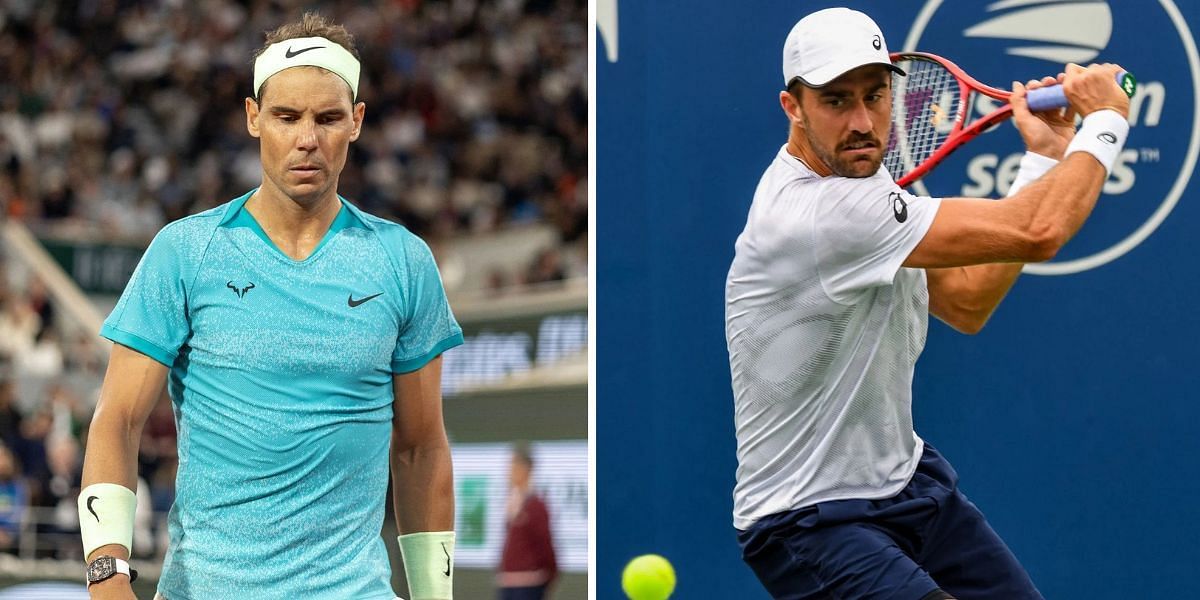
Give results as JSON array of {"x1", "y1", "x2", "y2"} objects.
[{"x1": 726, "y1": 145, "x2": 942, "y2": 530}]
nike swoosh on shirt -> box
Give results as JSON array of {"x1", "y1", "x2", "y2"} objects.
[
  {"x1": 348, "y1": 293, "x2": 383, "y2": 307},
  {"x1": 285, "y1": 45, "x2": 324, "y2": 59},
  {"x1": 442, "y1": 542, "x2": 451, "y2": 576},
  {"x1": 86, "y1": 496, "x2": 100, "y2": 522}
]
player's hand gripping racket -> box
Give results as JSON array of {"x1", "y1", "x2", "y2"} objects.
[{"x1": 884, "y1": 51, "x2": 1137, "y2": 187}]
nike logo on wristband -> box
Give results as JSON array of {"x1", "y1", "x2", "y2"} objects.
[
  {"x1": 442, "y1": 542, "x2": 451, "y2": 576},
  {"x1": 86, "y1": 496, "x2": 100, "y2": 522}
]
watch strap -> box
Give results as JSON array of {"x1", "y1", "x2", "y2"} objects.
[{"x1": 86, "y1": 556, "x2": 138, "y2": 586}]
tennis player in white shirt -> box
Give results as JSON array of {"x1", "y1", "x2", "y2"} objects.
[{"x1": 726, "y1": 8, "x2": 1132, "y2": 599}]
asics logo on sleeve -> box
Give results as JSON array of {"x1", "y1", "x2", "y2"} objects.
[
  {"x1": 890, "y1": 191, "x2": 909, "y2": 223},
  {"x1": 86, "y1": 496, "x2": 100, "y2": 522},
  {"x1": 348, "y1": 292, "x2": 383, "y2": 307},
  {"x1": 285, "y1": 45, "x2": 324, "y2": 59}
]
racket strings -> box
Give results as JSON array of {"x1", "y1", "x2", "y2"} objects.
[{"x1": 885, "y1": 58, "x2": 962, "y2": 183}]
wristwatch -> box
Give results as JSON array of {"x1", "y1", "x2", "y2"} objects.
[{"x1": 86, "y1": 555, "x2": 138, "y2": 586}]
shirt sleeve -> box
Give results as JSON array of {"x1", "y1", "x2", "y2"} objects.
[
  {"x1": 532, "y1": 497, "x2": 558, "y2": 580},
  {"x1": 390, "y1": 233, "x2": 464, "y2": 373},
  {"x1": 812, "y1": 173, "x2": 941, "y2": 304},
  {"x1": 99, "y1": 224, "x2": 192, "y2": 367}
]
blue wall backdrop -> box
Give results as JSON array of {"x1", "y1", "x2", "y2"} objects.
[{"x1": 598, "y1": 1, "x2": 1200, "y2": 598}]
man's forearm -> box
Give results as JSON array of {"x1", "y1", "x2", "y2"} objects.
[
  {"x1": 934, "y1": 152, "x2": 1102, "y2": 332},
  {"x1": 391, "y1": 439, "x2": 454, "y2": 533},
  {"x1": 936, "y1": 148, "x2": 1081, "y2": 328},
  {"x1": 927, "y1": 260, "x2": 1025, "y2": 333},
  {"x1": 80, "y1": 412, "x2": 143, "y2": 599},
  {"x1": 1010, "y1": 148, "x2": 1109, "y2": 254},
  {"x1": 81, "y1": 412, "x2": 142, "y2": 563},
  {"x1": 973, "y1": 139, "x2": 1107, "y2": 307},
  {"x1": 82, "y1": 411, "x2": 142, "y2": 490},
  {"x1": 83, "y1": 345, "x2": 164, "y2": 503},
  {"x1": 963, "y1": 262, "x2": 1024, "y2": 311}
]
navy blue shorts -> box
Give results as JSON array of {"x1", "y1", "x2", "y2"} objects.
[{"x1": 737, "y1": 444, "x2": 1043, "y2": 600}]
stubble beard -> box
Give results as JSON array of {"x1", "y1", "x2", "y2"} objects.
[{"x1": 802, "y1": 116, "x2": 884, "y2": 179}]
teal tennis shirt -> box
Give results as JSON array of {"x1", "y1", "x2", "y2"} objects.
[{"x1": 100, "y1": 190, "x2": 464, "y2": 599}]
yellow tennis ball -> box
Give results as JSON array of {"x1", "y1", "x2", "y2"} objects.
[{"x1": 621, "y1": 554, "x2": 676, "y2": 600}]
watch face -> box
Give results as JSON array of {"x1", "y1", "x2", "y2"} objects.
[{"x1": 87, "y1": 556, "x2": 116, "y2": 582}]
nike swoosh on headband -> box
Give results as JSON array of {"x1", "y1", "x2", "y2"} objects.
[{"x1": 285, "y1": 45, "x2": 324, "y2": 59}]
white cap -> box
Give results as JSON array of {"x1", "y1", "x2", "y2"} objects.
[{"x1": 782, "y1": 8, "x2": 905, "y2": 87}]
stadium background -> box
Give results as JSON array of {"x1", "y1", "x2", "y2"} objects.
[
  {"x1": 599, "y1": 0, "x2": 1200, "y2": 598},
  {"x1": 0, "y1": 0, "x2": 586, "y2": 597}
]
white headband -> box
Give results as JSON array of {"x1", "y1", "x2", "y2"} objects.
[{"x1": 253, "y1": 36, "x2": 361, "y2": 101}]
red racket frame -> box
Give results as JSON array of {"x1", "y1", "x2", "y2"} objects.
[{"x1": 890, "y1": 52, "x2": 1019, "y2": 187}]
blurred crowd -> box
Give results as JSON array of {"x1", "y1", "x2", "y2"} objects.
[
  {"x1": 0, "y1": 263, "x2": 148, "y2": 559},
  {"x1": 0, "y1": 374, "x2": 172, "y2": 561},
  {"x1": 0, "y1": 0, "x2": 587, "y2": 559},
  {"x1": 0, "y1": 0, "x2": 588, "y2": 289}
]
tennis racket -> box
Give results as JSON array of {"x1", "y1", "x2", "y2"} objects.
[{"x1": 884, "y1": 51, "x2": 1136, "y2": 187}]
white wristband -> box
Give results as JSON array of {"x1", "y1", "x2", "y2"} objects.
[
  {"x1": 398, "y1": 531, "x2": 455, "y2": 600},
  {"x1": 1063, "y1": 109, "x2": 1130, "y2": 176},
  {"x1": 78, "y1": 483, "x2": 136, "y2": 560},
  {"x1": 1007, "y1": 151, "x2": 1059, "y2": 196}
]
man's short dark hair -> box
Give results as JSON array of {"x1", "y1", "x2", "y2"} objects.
[
  {"x1": 787, "y1": 79, "x2": 807, "y2": 104},
  {"x1": 512, "y1": 441, "x2": 534, "y2": 469}
]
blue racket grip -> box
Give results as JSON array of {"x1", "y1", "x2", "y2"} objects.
[{"x1": 1025, "y1": 70, "x2": 1137, "y2": 112}]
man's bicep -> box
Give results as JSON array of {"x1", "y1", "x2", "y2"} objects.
[
  {"x1": 902, "y1": 197, "x2": 1042, "y2": 269},
  {"x1": 391, "y1": 356, "x2": 447, "y2": 449},
  {"x1": 94, "y1": 343, "x2": 169, "y2": 427}
]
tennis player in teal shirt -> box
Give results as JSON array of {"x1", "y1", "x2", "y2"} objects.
[{"x1": 78, "y1": 13, "x2": 462, "y2": 600}]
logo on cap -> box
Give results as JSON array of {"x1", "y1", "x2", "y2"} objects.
[{"x1": 872, "y1": 34, "x2": 882, "y2": 50}]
